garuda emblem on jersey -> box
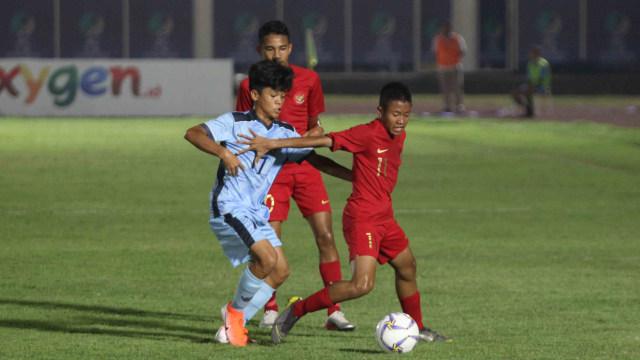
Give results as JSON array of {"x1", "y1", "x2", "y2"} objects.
[{"x1": 294, "y1": 92, "x2": 305, "y2": 104}]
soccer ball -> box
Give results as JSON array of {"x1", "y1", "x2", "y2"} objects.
[{"x1": 375, "y1": 312, "x2": 419, "y2": 353}]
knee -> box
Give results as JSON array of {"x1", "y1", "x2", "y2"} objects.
[
  {"x1": 351, "y1": 278, "x2": 375, "y2": 297},
  {"x1": 315, "y1": 228, "x2": 336, "y2": 249},
  {"x1": 397, "y1": 258, "x2": 417, "y2": 281},
  {"x1": 271, "y1": 264, "x2": 290, "y2": 287},
  {"x1": 254, "y1": 247, "x2": 278, "y2": 275}
]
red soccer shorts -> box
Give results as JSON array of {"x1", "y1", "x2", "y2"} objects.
[
  {"x1": 342, "y1": 215, "x2": 409, "y2": 265},
  {"x1": 264, "y1": 164, "x2": 331, "y2": 221}
]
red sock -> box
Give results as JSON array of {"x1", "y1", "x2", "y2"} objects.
[
  {"x1": 293, "y1": 287, "x2": 334, "y2": 318},
  {"x1": 264, "y1": 291, "x2": 278, "y2": 312},
  {"x1": 399, "y1": 291, "x2": 424, "y2": 329},
  {"x1": 319, "y1": 261, "x2": 342, "y2": 315}
]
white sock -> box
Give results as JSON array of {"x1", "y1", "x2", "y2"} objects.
[
  {"x1": 231, "y1": 266, "x2": 263, "y2": 311},
  {"x1": 243, "y1": 281, "x2": 276, "y2": 323}
]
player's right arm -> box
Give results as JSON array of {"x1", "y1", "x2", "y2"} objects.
[
  {"x1": 184, "y1": 124, "x2": 245, "y2": 176},
  {"x1": 236, "y1": 128, "x2": 332, "y2": 164}
]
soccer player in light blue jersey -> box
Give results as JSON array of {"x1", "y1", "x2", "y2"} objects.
[{"x1": 184, "y1": 59, "x2": 350, "y2": 346}]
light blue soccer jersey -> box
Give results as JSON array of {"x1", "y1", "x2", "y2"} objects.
[{"x1": 201, "y1": 110, "x2": 313, "y2": 222}]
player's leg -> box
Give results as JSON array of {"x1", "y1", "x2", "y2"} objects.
[
  {"x1": 271, "y1": 255, "x2": 377, "y2": 344},
  {"x1": 306, "y1": 212, "x2": 354, "y2": 330},
  {"x1": 512, "y1": 83, "x2": 532, "y2": 116},
  {"x1": 242, "y1": 243, "x2": 289, "y2": 324},
  {"x1": 258, "y1": 178, "x2": 294, "y2": 325},
  {"x1": 222, "y1": 239, "x2": 276, "y2": 346},
  {"x1": 273, "y1": 217, "x2": 383, "y2": 343},
  {"x1": 442, "y1": 68, "x2": 456, "y2": 113},
  {"x1": 524, "y1": 87, "x2": 535, "y2": 117},
  {"x1": 388, "y1": 245, "x2": 451, "y2": 342},
  {"x1": 454, "y1": 66, "x2": 465, "y2": 113},
  {"x1": 211, "y1": 211, "x2": 283, "y2": 346},
  {"x1": 293, "y1": 168, "x2": 354, "y2": 330},
  {"x1": 256, "y1": 220, "x2": 282, "y2": 326},
  {"x1": 437, "y1": 69, "x2": 449, "y2": 112}
]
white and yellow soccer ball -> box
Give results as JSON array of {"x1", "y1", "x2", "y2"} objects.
[{"x1": 375, "y1": 312, "x2": 419, "y2": 354}]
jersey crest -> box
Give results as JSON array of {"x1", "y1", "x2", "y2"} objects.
[{"x1": 294, "y1": 92, "x2": 306, "y2": 104}]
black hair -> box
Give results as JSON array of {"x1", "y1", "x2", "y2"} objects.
[
  {"x1": 529, "y1": 44, "x2": 542, "y2": 54},
  {"x1": 258, "y1": 20, "x2": 290, "y2": 44},
  {"x1": 248, "y1": 59, "x2": 294, "y2": 93},
  {"x1": 379, "y1": 82, "x2": 412, "y2": 109}
]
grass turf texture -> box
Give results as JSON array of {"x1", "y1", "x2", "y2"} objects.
[{"x1": 1, "y1": 116, "x2": 639, "y2": 359}]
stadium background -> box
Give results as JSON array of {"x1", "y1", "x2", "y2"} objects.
[
  {"x1": 2, "y1": 0, "x2": 639, "y2": 96},
  {"x1": 2, "y1": 1, "x2": 640, "y2": 358}
]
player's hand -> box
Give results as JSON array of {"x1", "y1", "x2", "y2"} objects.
[
  {"x1": 220, "y1": 149, "x2": 245, "y2": 176},
  {"x1": 236, "y1": 128, "x2": 272, "y2": 166}
]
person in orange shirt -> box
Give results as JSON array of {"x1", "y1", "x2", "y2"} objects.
[{"x1": 432, "y1": 20, "x2": 467, "y2": 114}]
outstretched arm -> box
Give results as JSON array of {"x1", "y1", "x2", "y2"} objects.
[
  {"x1": 305, "y1": 153, "x2": 352, "y2": 182},
  {"x1": 184, "y1": 124, "x2": 245, "y2": 176},
  {"x1": 236, "y1": 128, "x2": 333, "y2": 165}
]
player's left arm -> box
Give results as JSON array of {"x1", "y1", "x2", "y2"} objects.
[
  {"x1": 304, "y1": 71, "x2": 325, "y2": 137},
  {"x1": 304, "y1": 152, "x2": 352, "y2": 182}
]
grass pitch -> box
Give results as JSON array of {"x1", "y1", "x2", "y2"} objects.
[{"x1": 1, "y1": 115, "x2": 639, "y2": 359}]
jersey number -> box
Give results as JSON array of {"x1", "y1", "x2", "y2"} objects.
[
  {"x1": 256, "y1": 156, "x2": 268, "y2": 174},
  {"x1": 376, "y1": 157, "x2": 388, "y2": 177}
]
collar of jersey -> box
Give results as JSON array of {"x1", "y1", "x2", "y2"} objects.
[
  {"x1": 248, "y1": 109, "x2": 276, "y2": 130},
  {"x1": 375, "y1": 118, "x2": 395, "y2": 139}
]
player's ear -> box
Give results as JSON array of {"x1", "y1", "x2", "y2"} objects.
[
  {"x1": 250, "y1": 89, "x2": 260, "y2": 102},
  {"x1": 256, "y1": 45, "x2": 262, "y2": 56},
  {"x1": 377, "y1": 105, "x2": 383, "y2": 118}
]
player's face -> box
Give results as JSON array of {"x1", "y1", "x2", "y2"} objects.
[
  {"x1": 529, "y1": 50, "x2": 539, "y2": 61},
  {"x1": 251, "y1": 87, "x2": 286, "y2": 121},
  {"x1": 257, "y1": 34, "x2": 292, "y2": 67},
  {"x1": 378, "y1": 101, "x2": 411, "y2": 136}
]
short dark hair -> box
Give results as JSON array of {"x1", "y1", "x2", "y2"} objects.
[
  {"x1": 379, "y1": 82, "x2": 412, "y2": 109},
  {"x1": 529, "y1": 44, "x2": 542, "y2": 55},
  {"x1": 258, "y1": 20, "x2": 290, "y2": 44},
  {"x1": 248, "y1": 59, "x2": 294, "y2": 93}
]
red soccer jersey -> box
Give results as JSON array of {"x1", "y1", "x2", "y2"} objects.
[
  {"x1": 327, "y1": 118, "x2": 406, "y2": 221},
  {"x1": 236, "y1": 64, "x2": 325, "y2": 136}
]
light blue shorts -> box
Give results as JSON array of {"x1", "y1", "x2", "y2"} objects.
[{"x1": 209, "y1": 209, "x2": 281, "y2": 268}]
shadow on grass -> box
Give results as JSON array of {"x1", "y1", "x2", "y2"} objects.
[
  {"x1": 0, "y1": 298, "x2": 215, "y2": 343},
  {"x1": 339, "y1": 348, "x2": 382, "y2": 354},
  {"x1": 0, "y1": 298, "x2": 208, "y2": 321}
]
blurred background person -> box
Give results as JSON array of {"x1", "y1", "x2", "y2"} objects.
[
  {"x1": 511, "y1": 45, "x2": 552, "y2": 118},
  {"x1": 432, "y1": 20, "x2": 467, "y2": 115}
]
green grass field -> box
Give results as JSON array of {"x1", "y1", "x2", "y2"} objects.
[{"x1": 1, "y1": 115, "x2": 639, "y2": 359}]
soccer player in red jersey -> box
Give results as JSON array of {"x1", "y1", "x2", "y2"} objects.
[
  {"x1": 237, "y1": 82, "x2": 452, "y2": 345},
  {"x1": 235, "y1": 20, "x2": 354, "y2": 331}
]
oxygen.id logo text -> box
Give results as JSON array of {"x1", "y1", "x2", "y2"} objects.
[{"x1": 0, "y1": 63, "x2": 162, "y2": 107}]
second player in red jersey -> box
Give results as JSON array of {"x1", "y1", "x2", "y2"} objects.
[{"x1": 235, "y1": 20, "x2": 354, "y2": 331}]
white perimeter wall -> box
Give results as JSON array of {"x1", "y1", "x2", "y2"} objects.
[{"x1": 0, "y1": 58, "x2": 233, "y2": 117}]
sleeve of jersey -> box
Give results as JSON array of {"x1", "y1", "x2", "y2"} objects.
[
  {"x1": 308, "y1": 72, "x2": 325, "y2": 117},
  {"x1": 201, "y1": 113, "x2": 235, "y2": 143},
  {"x1": 235, "y1": 79, "x2": 252, "y2": 112},
  {"x1": 327, "y1": 125, "x2": 367, "y2": 153},
  {"x1": 282, "y1": 131, "x2": 314, "y2": 164}
]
